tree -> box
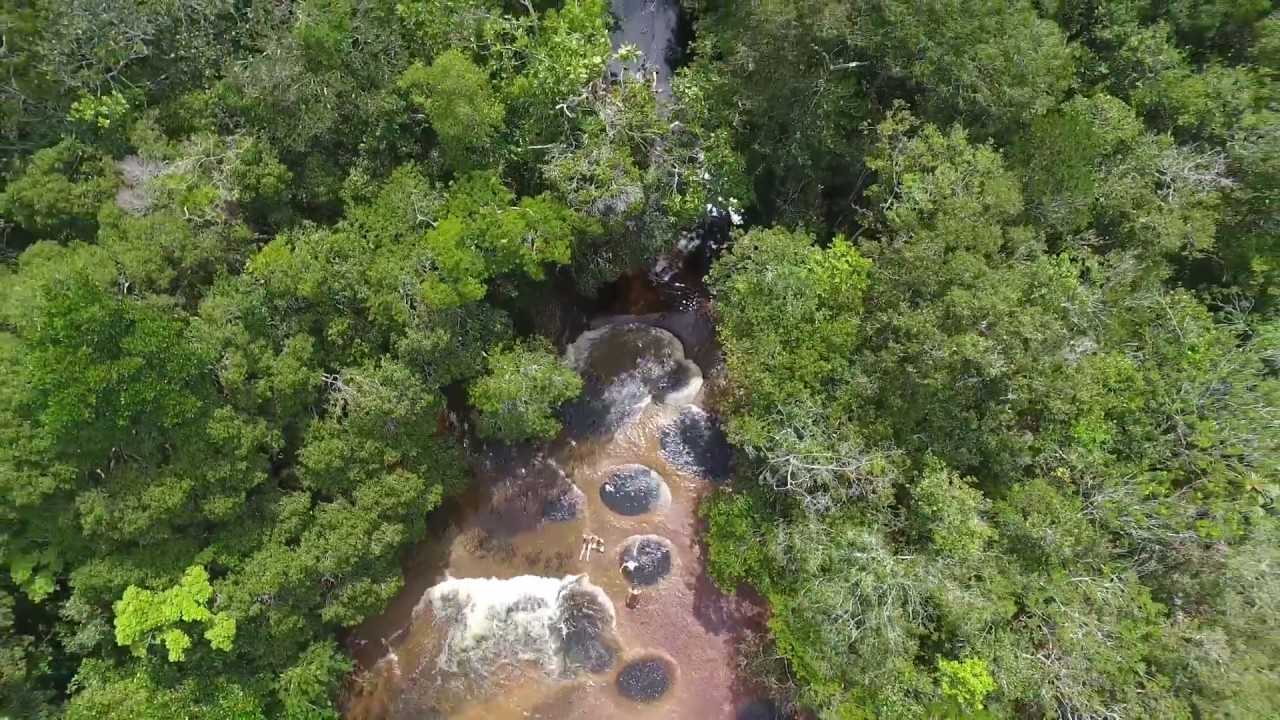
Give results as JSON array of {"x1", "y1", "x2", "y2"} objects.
[
  {"x1": 704, "y1": 107, "x2": 1278, "y2": 720},
  {"x1": 909, "y1": 462, "x2": 991, "y2": 563},
  {"x1": 469, "y1": 339, "x2": 582, "y2": 441},
  {"x1": 113, "y1": 566, "x2": 236, "y2": 663},
  {"x1": 709, "y1": 226, "x2": 869, "y2": 447},
  {"x1": 0, "y1": 586, "x2": 58, "y2": 719},
  {"x1": 543, "y1": 77, "x2": 737, "y2": 292},
  {"x1": 1163, "y1": 0, "x2": 1272, "y2": 59},
  {"x1": 936, "y1": 657, "x2": 996, "y2": 714},
  {"x1": 707, "y1": 226, "x2": 890, "y2": 513},
  {"x1": 96, "y1": 205, "x2": 253, "y2": 305},
  {"x1": 855, "y1": 0, "x2": 1076, "y2": 134},
  {"x1": 0, "y1": 139, "x2": 116, "y2": 240},
  {"x1": 678, "y1": 0, "x2": 870, "y2": 227},
  {"x1": 1217, "y1": 109, "x2": 1280, "y2": 306},
  {"x1": 400, "y1": 50, "x2": 505, "y2": 171},
  {"x1": 65, "y1": 660, "x2": 266, "y2": 720},
  {"x1": 765, "y1": 516, "x2": 930, "y2": 714},
  {"x1": 1010, "y1": 93, "x2": 1145, "y2": 236},
  {"x1": 275, "y1": 642, "x2": 349, "y2": 720},
  {"x1": 2, "y1": 0, "x2": 1277, "y2": 717},
  {"x1": 21, "y1": 276, "x2": 215, "y2": 463},
  {"x1": 503, "y1": 0, "x2": 612, "y2": 145}
]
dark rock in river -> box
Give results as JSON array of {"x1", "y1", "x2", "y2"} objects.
[
  {"x1": 557, "y1": 584, "x2": 619, "y2": 674},
  {"x1": 619, "y1": 535, "x2": 673, "y2": 586},
  {"x1": 659, "y1": 406, "x2": 732, "y2": 482},
  {"x1": 600, "y1": 465, "x2": 669, "y2": 516},
  {"x1": 615, "y1": 656, "x2": 675, "y2": 702},
  {"x1": 570, "y1": 324, "x2": 685, "y2": 383},
  {"x1": 562, "y1": 324, "x2": 704, "y2": 439},
  {"x1": 738, "y1": 699, "x2": 783, "y2": 720},
  {"x1": 542, "y1": 483, "x2": 586, "y2": 522}
]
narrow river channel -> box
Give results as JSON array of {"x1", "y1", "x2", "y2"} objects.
[
  {"x1": 341, "y1": 277, "x2": 769, "y2": 717},
  {"x1": 338, "y1": 4, "x2": 777, "y2": 717}
]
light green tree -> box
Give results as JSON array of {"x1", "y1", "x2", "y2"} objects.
[
  {"x1": 937, "y1": 657, "x2": 996, "y2": 713},
  {"x1": 469, "y1": 339, "x2": 583, "y2": 441},
  {"x1": 113, "y1": 566, "x2": 236, "y2": 662},
  {"x1": 400, "y1": 50, "x2": 505, "y2": 170}
]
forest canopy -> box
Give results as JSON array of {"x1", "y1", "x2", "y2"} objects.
[{"x1": 1, "y1": 0, "x2": 1277, "y2": 719}]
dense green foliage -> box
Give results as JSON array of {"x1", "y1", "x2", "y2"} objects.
[
  {"x1": 695, "y1": 2, "x2": 1280, "y2": 718},
  {"x1": 469, "y1": 339, "x2": 583, "y2": 441},
  {"x1": 0, "y1": 1, "x2": 731, "y2": 716},
  {"x1": 2, "y1": 0, "x2": 1277, "y2": 718}
]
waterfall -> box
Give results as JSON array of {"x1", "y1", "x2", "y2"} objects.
[{"x1": 425, "y1": 575, "x2": 617, "y2": 681}]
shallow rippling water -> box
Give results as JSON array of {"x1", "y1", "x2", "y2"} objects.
[{"x1": 342, "y1": 316, "x2": 770, "y2": 720}]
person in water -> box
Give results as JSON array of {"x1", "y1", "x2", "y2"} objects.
[
  {"x1": 626, "y1": 587, "x2": 642, "y2": 609},
  {"x1": 579, "y1": 534, "x2": 605, "y2": 560}
]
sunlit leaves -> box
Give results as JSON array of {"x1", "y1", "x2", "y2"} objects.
[
  {"x1": 936, "y1": 657, "x2": 996, "y2": 713},
  {"x1": 113, "y1": 566, "x2": 236, "y2": 662}
]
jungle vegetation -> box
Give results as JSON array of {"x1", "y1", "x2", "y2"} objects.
[{"x1": 0, "y1": 1, "x2": 1277, "y2": 719}]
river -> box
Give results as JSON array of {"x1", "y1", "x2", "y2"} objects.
[
  {"x1": 338, "y1": 4, "x2": 774, "y2": 717},
  {"x1": 341, "y1": 278, "x2": 770, "y2": 717},
  {"x1": 609, "y1": 0, "x2": 683, "y2": 96}
]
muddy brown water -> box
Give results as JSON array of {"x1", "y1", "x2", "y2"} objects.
[
  {"x1": 342, "y1": 306, "x2": 769, "y2": 720},
  {"x1": 344, "y1": 1, "x2": 758, "y2": 712}
]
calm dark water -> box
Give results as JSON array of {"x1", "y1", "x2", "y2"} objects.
[{"x1": 610, "y1": 0, "x2": 682, "y2": 96}]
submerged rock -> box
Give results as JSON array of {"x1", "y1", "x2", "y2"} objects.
[
  {"x1": 558, "y1": 584, "x2": 620, "y2": 674},
  {"x1": 562, "y1": 324, "x2": 703, "y2": 439},
  {"x1": 542, "y1": 483, "x2": 587, "y2": 523},
  {"x1": 659, "y1": 405, "x2": 732, "y2": 482},
  {"x1": 566, "y1": 323, "x2": 685, "y2": 380},
  {"x1": 619, "y1": 535, "x2": 673, "y2": 586},
  {"x1": 738, "y1": 700, "x2": 783, "y2": 720},
  {"x1": 483, "y1": 456, "x2": 584, "y2": 533},
  {"x1": 615, "y1": 655, "x2": 675, "y2": 702},
  {"x1": 600, "y1": 465, "x2": 670, "y2": 516}
]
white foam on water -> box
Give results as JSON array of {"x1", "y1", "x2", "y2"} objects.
[
  {"x1": 657, "y1": 360, "x2": 704, "y2": 407},
  {"x1": 428, "y1": 575, "x2": 563, "y2": 677},
  {"x1": 564, "y1": 324, "x2": 620, "y2": 372},
  {"x1": 425, "y1": 575, "x2": 615, "y2": 681}
]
